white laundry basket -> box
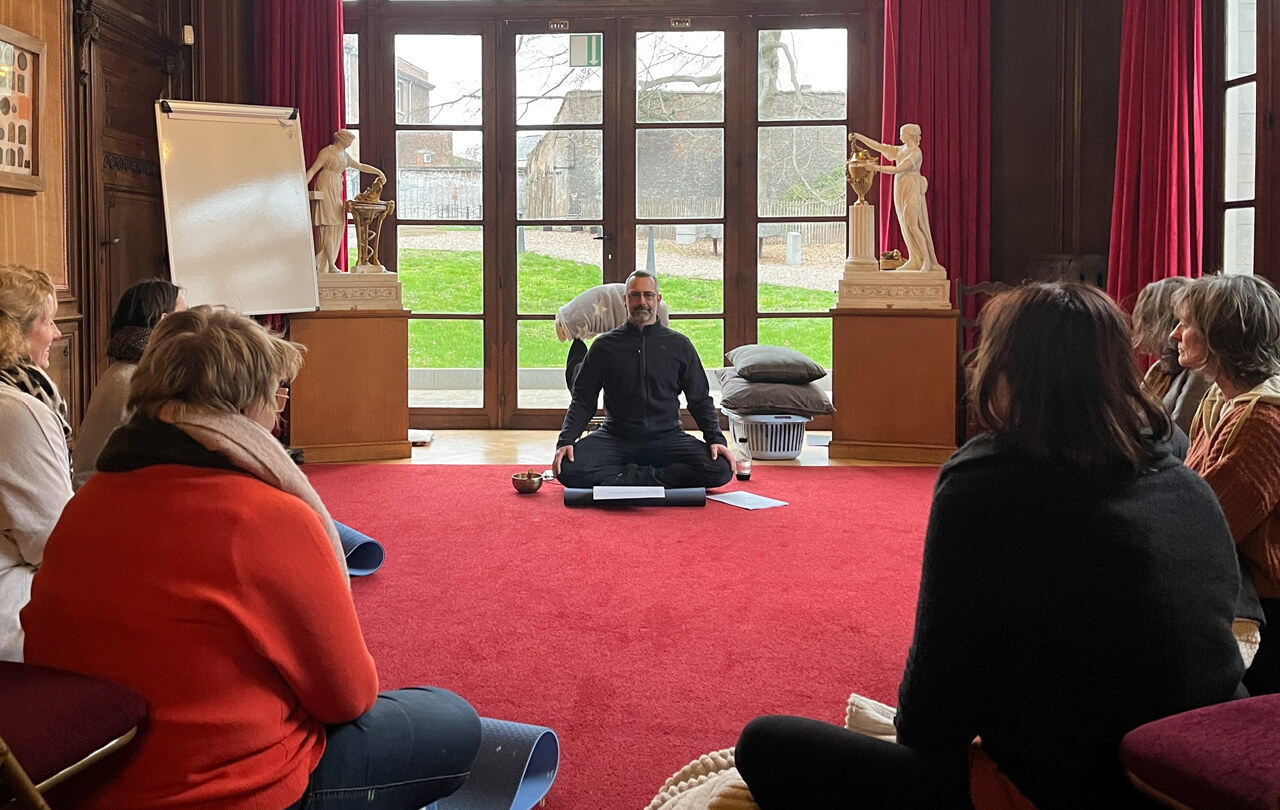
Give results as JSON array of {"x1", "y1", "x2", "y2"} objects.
[{"x1": 722, "y1": 409, "x2": 811, "y2": 460}]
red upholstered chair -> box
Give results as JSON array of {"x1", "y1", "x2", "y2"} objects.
[
  {"x1": 1120, "y1": 695, "x2": 1280, "y2": 810},
  {"x1": 0, "y1": 661, "x2": 146, "y2": 809}
]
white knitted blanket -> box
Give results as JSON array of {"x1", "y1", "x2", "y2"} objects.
[{"x1": 644, "y1": 693, "x2": 897, "y2": 810}]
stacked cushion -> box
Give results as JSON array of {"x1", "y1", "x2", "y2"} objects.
[{"x1": 719, "y1": 345, "x2": 833, "y2": 417}]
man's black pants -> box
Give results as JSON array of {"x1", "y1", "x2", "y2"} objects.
[{"x1": 557, "y1": 426, "x2": 733, "y2": 489}]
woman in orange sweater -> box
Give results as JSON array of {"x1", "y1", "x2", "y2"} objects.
[
  {"x1": 1176, "y1": 274, "x2": 1280, "y2": 695},
  {"x1": 22, "y1": 307, "x2": 480, "y2": 809}
]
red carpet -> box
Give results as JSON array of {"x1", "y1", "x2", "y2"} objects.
[{"x1": 308, "y1": 464, "x2": 938, "y2": 809}]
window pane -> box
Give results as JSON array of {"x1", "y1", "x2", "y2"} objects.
[
  {"x1": 517, "y1": 320, "x2": 575, "y2": 410},
  {"x1": 399, "y1": 225, "x2": 482, "y2": 314},
  {"x1": 757, "y1": 317, "x2": 833, "y2": 370},
  {"x1": 757, "y1": 221, "x2": 843, "y2": 313},
  {"x1": 1227, "y1": 0, "x2": 1257, "y2": 80},
  {"x1": 408, "y1": 320, "x2": 483, "y2": 409},
  {"x1": 670, "y1": 318, "x2": 724, "y2": 371},
  {"x1": 758, "y1": 125, "x2": 847, "y2": 217},
  {"x1": 343, "y1": 34, "x2": 359, "y2": 125},
  {"x1": 758, "y1": 29, "x2": 847, "y2": 121},
  {"x1": 637, "y1": 31, "x2": 724, "y2": 124},
  {"x1": 1224, "y1": 207, "x2": 1254, "y2": 275},
  {"x1": 517, "y1": 226, "x2": 603, "y2": 315},
  {"x1": 396, "y1": 131, "x2": 484, "y2": 220},
  {"x1": 634, "y1": 224, "x2": 723, "y2": 313},
  {"x1": 393, "y1": 35, "x2": 482, "y2": 125},
  {"x1": 518, "y1": 130, "x2": 603, "y2": 220},
  {"x1": 636, "y1": 129, "x2": 724, "y2": 219},
  {"x1": 516, "y1": 34, "x2": 603, "y2": 126},
  {"x1": 1224, "y1": 83, "x2": 1256, "y2": 202},
  {"x1": 342, "y1": 129, "x2": 363, "y2": 199}
]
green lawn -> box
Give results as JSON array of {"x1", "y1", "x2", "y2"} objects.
[{"x1": 400, "y1": 248, "x2": 834, "y2": 369}]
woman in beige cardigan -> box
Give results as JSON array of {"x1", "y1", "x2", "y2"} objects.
[
  {"x1": 0, "y1": 265, "x2": 73, "y2": 661},
  {"x1": 72, "y1": 279, "x2": 186, "y2": 489}
]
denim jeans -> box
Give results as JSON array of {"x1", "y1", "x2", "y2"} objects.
[{"x1": 284, "y1": 687, "x2": 481, "y2": 809}]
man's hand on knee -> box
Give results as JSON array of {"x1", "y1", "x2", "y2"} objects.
[
  {"x1": 709, "y1": 443, "x2": 737, "y2": 472},
  {"x1": 553, "y1": 444, "x2": 575, "y2": 475}
]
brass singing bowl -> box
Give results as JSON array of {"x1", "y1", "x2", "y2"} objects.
[{"x1": 511, "y1": 470, "x2": 544, "y2": 494}]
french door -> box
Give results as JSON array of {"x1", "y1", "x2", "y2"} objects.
[{"x1": 345, "y1": 4, "x2": 870, "y2": 429}]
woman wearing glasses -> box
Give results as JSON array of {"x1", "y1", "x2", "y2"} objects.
[{"x1": 23, "y1": 307, "x2": 480, "y2": 810}]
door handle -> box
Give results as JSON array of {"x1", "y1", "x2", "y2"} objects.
[
  {"x1": 592, "y1": 233, "x2": 613, "y2": 241},
  {"x1": 101, "y1": 237, "x2": 121, "y2": 246}
]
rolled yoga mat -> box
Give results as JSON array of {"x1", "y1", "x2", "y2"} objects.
[
  {"x1": 432, "y1": 717, "x2": 559, "y2": 810},
  {"x1": 335, "y1": 521, "x2": 386, "y2": 577},
  {"x1": 563, "y1": 487, "x2": 707, "y2": 507}
]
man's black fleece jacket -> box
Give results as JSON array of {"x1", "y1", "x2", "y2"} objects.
[{"x1": 557, "y1": 321, "x2": 726, "y2": 448}]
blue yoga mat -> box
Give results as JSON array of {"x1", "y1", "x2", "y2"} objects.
[
  {"x1": 335, "y1": 522, "x2": 386, "y2": 577},
  {"x1": 430, "y1": 717, "x2": 559, "y2": 810}
]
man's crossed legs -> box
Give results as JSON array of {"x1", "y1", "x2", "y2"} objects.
[{"x1": 557, "y1": 427, "x2": 733, "y2": 490}]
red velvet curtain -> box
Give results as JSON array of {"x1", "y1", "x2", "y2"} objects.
[
  {"x1": 255, "y1": 0, "x2": 347, "y2": 274},
  {"x1": 879, "y1": 0, "x2": 991, "y2": 316},
  {"x1": 1107, "y1": 0, "x2": 1203, "y2": 310},
  {"x1": 254, "y1": 1, "x2": 345, "y2": 441}
]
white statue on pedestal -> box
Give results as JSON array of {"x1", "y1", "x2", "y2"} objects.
[
  {"x1": 305, "y1": 130, "x2": 386, "y2": 274},
  {"x1": 853, "y1": 124, "x2": 945, "y2": 274}
]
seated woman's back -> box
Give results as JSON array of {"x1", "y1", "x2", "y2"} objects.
[
  {"x1": 898, "y1": 432, "x2": 1244, "y2": 807},
  {"x1": 23, "y1": 307, "x2": 379, "y2": 810},
  {"x1": 735, "y1": 283, "x2": 1247, "y2": 810}
]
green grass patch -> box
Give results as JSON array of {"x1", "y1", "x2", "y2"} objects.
[{"x1": 401, "y1": 247, "x2": 833, "y2": 368}]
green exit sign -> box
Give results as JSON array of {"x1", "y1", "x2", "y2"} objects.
[{"x1": 569, "y1": 34, "x2": 603, "y2": 68}]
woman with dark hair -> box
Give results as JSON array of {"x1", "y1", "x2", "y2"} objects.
[
  {"x1": 0, "y1": 264, "x2": 72, "y2": 661},
  {"x1": 24, "y1": 306, "x2": 480, "y2": 809},
  {"x1": 1132, "y1": 276, "x2": 1210, "y2": 435},
  {"x1": 735, "y1": 283, "x2": 1246, "y2": 808},
  {"x1": 1176, "y1": 273, "x2": 1280, "y2": 695},
  {"x1": 72, "y1": 278, "x2": 186, "y2": 488}
]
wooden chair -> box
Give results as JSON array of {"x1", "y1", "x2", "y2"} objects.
[{"x1": 0, "y1": 662, "x2": 146, "y2": 809}]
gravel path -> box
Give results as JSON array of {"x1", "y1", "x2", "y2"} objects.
[{"x1": 399, "y1": 228, "x2": 844, "y2": 291}]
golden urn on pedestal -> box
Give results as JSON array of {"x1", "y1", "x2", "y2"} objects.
[
  {"x1": 344, "y1": 177, "x2": 396, "y2": 273},
  {"x1": 846, "y1": 137, "x2": 877, "y2": 206}
]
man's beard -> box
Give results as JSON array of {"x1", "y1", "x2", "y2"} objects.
[{"x1": 631, "y1": 306, "x2": 652, "y2": 322}]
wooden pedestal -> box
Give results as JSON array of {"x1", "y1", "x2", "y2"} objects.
[
  {"x1": 288, "y1": 309, "x2": 411, "y2": 463},
  {"x1": 830, "y1": 308, "x2": 958, "y2": 464}
]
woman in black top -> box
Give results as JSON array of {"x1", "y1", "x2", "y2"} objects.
[{"x1": 735, "y1": 283, "x2": 1246, "y2": 809}]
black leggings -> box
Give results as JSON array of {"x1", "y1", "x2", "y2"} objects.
[{"x1": 735, "y1": 716, "x2": 969, "y2": 810}]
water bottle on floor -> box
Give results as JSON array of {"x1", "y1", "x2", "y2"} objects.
[{"x1": 736, "y1": 436, "x2": 752, "y2": 482}]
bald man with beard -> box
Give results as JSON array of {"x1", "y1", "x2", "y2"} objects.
[{"x1": 553, "y1": 270, "x2": 735, "y2": 490}]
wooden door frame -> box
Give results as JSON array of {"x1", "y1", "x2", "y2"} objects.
[
  {"x1": 499, "y1": 17, "x2": 623, "y2": 430},
  {"x1": 343, "y1": 1, "x2": 877, "y2": 431}
]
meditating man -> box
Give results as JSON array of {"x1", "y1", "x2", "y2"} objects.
[{"x1": 554, "y1": 270, "x2": 735, "y2": 489}]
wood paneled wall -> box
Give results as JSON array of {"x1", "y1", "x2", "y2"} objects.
[
  {"x1": 0, "y1": 1, "x2": 67, "y2": 286},
  {"x1": 989, "y1": 0, "x2": 1123, "y2": 285}
]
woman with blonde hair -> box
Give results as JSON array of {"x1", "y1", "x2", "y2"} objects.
[
  {"x1": 1132, "y1": 276, "x2": 1210, "y2": 435},
  {"x1": 736, "y1": 283, "x2": 1245, "y2": 808},
  {"x1": 24, "y1": 306, "x2": 479, "y2": 809},
  {"x1": 0, "y1": 264, "x2": 72, "y2": 661},
  {"x1": 1176, "y1": 273, "x2": 1280, "y2": 695}
]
